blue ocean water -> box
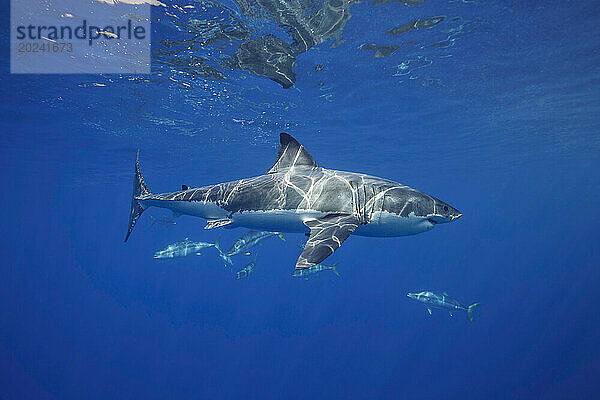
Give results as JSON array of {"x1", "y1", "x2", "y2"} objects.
[{"x1": 1, "y1": 0, "x2": 599, "y2": 398}]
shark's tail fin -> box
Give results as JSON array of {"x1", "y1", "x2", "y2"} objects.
[
  {"x1": 467, "y1": 302, "x2": 480, "y2": 322},
  {"x1": 277, "y1": 233, "x2": 286, "y2": 242},
  {"x1": 124, "y1": 150, "x2": 152, "y2": 242},
  {"x1": 214, "y1": 236, "x2": 233, "y2": 266},
  {"x1": 332, "y1": 262, "x2": 341, "y2": 277}
]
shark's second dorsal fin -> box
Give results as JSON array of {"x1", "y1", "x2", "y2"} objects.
[{"x1": 266, "y1": 133, "x2": 318, "y2": 174}]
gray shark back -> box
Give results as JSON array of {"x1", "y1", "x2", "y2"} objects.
[{"x1": 143, "y1": 168, "x2": 428, "y2": 221}]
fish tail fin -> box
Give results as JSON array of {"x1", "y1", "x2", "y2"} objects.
[
  {"x1": 332, "y1": 262, "x2": 341, "y2": 277},
  {"x1": 277, "y1": 233, "x2": 286, "y2": 242},
  {"x1": 467, "y1": 302, "x2": 480, "y2": 322},
  {"x1": 124, "y1": 150, "x2": 152, "y2": 242},
  {"x1": 214, "y1": 236, "x2": 233, "y2": 266}
]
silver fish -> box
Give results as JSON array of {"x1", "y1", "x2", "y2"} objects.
[
  {"x1": 291, "y1": 262, "x2": 340, "y2": 279},
  {"x1": 153, "y1": 237, "x2": 218, "y2": 259},
  {"x1": 226, "y1": 230, "x2": 285, "y2": 256},
  {"x1": 217, "y1": 230, "x2": 285, "y2": 265},
  {"x1": 407, "y1": 291, "x2": 480, "y2": 322}
]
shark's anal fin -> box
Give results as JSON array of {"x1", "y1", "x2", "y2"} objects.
[
  {"x1": 295, "y1": 214, "x2": 359, "y2": 270},
  {"x1": 205, "y1": 219, "x2": 232, "y2": 230}
]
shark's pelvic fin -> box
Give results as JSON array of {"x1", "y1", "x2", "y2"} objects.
[
  {"x1": 205, "y1": 219, "x2": 232, "y2": 230},
  {"x1": 295, "y1": 213, "x2": 359, "y2": 270},
  {"x1": 124, "y1": 150, "x2": 152, "y2": 242},
  {"x1": 266, "y1": 133, "x2": 318, "y2": 174}
]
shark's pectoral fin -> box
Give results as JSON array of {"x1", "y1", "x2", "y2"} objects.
[
  {"x1": 295, "y1": 214, "x2": 359, "y2": 270},
  {"x1": 205, "y1": 219, "x2": 232, "y2": 230}
]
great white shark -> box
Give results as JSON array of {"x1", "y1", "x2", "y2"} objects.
[{"x1": 125, "y1": 133, "x2": 462, "y2": 270}]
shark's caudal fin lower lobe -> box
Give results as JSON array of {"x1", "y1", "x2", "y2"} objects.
[
  {"x1": 124, "y1": 151, "x2": 152, "y2": 242},
  {"x1": 467, "y1": 302, "x2": 480, "y2": 322}
]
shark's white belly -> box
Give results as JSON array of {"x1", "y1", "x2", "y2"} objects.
[
  {"x1": 147, "y1": 200, "x2": 435, "y2": 237},
  {"x1": 230, "y1": 209, "x2": 326, "y2": 233},
  {"x1": 355, "y1": 211, "x2": 435, "y2": 237},
  {"x1": 232, "y1": 209, "x2": 434, "y2": 237}
]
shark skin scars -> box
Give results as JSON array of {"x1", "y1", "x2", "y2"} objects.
[{"x1": 125, "y1": 133, "x2": 462, "y2": 271}]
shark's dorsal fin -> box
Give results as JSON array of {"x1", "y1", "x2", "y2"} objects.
[
  {"x1": 442, "y1": 291, "x2": 448, "y2": 296},
  {"x1": 266, "y1": 133, "x2": 318, "y2": 174}
]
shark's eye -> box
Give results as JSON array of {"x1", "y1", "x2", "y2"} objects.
[{"x1": 443, "y1": 206, "x2": 449, "y2": 212}]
